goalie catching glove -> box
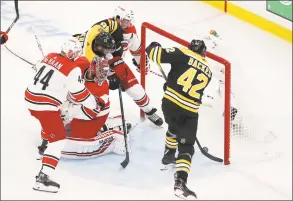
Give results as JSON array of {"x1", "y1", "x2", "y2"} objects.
[{"x1": 132, "y1": 53, "x2": 150, "y2": 75}]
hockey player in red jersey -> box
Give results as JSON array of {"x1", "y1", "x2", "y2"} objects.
[
  {"x1": 73, "y1": 7, "x2": 163, "y2": 126},
  {"x1": 112, "y1": 6, "x2": 150, "y2": 75},
  {"x1": 109, "y1": 6, "x2": 164, "y2": 126},
  {"x1": 26, "y1": 37, "x2": 100, "y2": 193},
  {"x1": 38, "y1": 34, "x2": 131, "y2": 160},
  {"x1": 60, "y1": 54, "x2": 132, "y2": 159}
]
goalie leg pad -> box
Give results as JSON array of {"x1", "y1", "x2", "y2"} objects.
[{"x1": 61, "y1": 130, "x2": 125, "y2": 159}]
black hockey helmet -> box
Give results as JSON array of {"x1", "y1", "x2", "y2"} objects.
[
  {"x1": 188, "y1": 39, "x2": 206, "y2": 56},
  {"x1": 93, "y1": 31, "x2": 116, "y2": 56}
]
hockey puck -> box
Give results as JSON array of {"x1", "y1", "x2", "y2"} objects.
[{"x1": 203, "y1": 146, "x2": 209, "y2": 152}]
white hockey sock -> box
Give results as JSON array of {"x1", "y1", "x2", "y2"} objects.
[{"x1": 125, "y1": 84, "x2": 153, "y2": 113}]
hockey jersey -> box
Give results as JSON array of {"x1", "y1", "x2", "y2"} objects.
[
  {"x1": 146, "y1": 46, "x2": 212, "y2": 114},
  {"x1": 25, "y1": 53, "x2": 97, "y2": 111},
  {"x1": 68, "y1": 56, "x2": 110, "y2": 120}
]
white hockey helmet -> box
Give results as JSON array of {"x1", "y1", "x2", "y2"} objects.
[
  {"x1": 113, "y1": 6, "x2": 135, "y2": 24},
  {"x1": 61, "y1": 37, "x2": 82, "y2": 60}
]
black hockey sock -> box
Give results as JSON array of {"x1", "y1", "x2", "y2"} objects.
[
  {"x1": 175, "y1": 152, "x2": 192, "y2": 182},
  {"x1": 165, "y1": 130, "x2": 177, "y2": 150}
]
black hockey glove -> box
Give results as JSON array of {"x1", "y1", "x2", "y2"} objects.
[
  {"x1": 146, "y1": 41, "x2": 162, "y2": 59},
  {"x1": 108, "y1": 74, "x2": 121, "y2": 90},
  {"x1": 163, "y1": 82, "x2": 167, "y2": 91},
  {"x1": 149, "y1": 42, "x2": 161, "y2": 47}
]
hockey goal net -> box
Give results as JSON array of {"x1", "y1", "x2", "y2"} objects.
[{"x1": 139, "y1": 22, "x2": 279, "y2": 165}]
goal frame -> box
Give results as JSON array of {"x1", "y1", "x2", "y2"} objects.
[{"x1": 140, "y1": 22, "x2": 231, "y2": 165}]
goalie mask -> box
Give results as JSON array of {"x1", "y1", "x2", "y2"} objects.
[{"x1": 89, "y1": 55, "x2": 114, "y2": 86}]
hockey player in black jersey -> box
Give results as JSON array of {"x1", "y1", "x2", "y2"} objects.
[{"x1": 146, "y1": 40, "x2": 211, "y2": 200}]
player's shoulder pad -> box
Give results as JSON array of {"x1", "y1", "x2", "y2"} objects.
[
  {"x1": 107, "y1": 19, "x2": 119, "y2": 34},
  {"x1": 74, "y1": 56, "x2": 90, "y2": 75}
]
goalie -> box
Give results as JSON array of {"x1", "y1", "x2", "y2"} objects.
[{"x1": 37, "y1": 35, "x2": 131, "y2": 161}]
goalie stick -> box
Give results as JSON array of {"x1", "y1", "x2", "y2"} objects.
[
  {"x1": 156, "y1": 62, "x2": 223, "y2": 163},
  {"x1": 118, "y1": 85, "x2": 131, "y2": 168}
]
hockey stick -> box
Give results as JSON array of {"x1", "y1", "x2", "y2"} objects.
[
  {"x1": 4, "y1": 45, "x2": 33, "y2": 65},
  {"x1": 4, "y1": 0, "x2": 19, "y2": 34},
  {"x1": 4, "y1": 45, "x2": 37, "y2": 72},
  {"x1": 195, "y1": 137, "x2": 223, "y2": 163},
  {"x1": 31, "y1": 25, "x2": 45, "y2": 57},
  {"x1": 156, "y1": 62, "x2": 223, "y2": 163},
  {"x1": 118, "y1": 85, "x2": 130, "y2": 168},
  {"x1": 1, "y1": 0, "x2": 19, "y2": 44}
]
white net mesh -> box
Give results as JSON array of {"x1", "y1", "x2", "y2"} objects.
[{"x1": 204, "y1": 40, "x2": 281, "y2": 165}]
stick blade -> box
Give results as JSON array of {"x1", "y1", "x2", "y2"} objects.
[
  {"x1": 201, "y1": 149, "x2": 223, "y2": 163},
  {"x1": 120, "y1": 154, "x2": 130, "y2": 168}
]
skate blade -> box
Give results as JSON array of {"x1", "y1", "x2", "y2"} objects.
[
  {"x1": 175, "y1": 189, "x2": 197, "y2": 200},
  {"x1": 33, "y1": 183, "x2": 59, "y2": 193},
  {"x1": 160, "y1": 163, "x2": 175, "y2": 171}
]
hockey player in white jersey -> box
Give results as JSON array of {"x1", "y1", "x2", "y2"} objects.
[
  {"x1": 112, "y1": 6, "x2": 150, "y2": 75},
  {"x1": 38, "y1": 54, "x2": 132, "y2": 160},
  {"x1": 25, "y1": 37, "x2": 100, "y2": 193}
]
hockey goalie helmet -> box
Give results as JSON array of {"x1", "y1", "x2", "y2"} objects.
[
  {"x1": 93, "y1": 32, "x2": 116, "y2": 57},
  {"x1": 189, "y1": 39, "x2": 207, "y2": 57},
  {"x1": 61, "y1": 37, "x2": 82, "y2": 60},
  {"x1": 89, "y1": 55, "x2": 114, "y2": 86},
  {"x1": 113, "y1": 6, "x2": 135, "y2": 30}
]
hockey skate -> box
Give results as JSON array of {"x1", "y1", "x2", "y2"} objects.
[
  {"x1": 145, "y1": 108, "x2": 163, "y2": 126},
  {"x1": 36, "y1": 139, "x2": 48, "y2": 160},
  {"x1": 174, "y1": 174, "x2": 197, "y2": 200},
  {"x1": 161, "y1": 148, "x2": 176, "y2": 171},
  {"x1": 33, "y1": 171, "x2": 60, "y2": 193}
]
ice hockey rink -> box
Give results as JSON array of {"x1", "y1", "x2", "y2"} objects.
[{"x1": 1, "y1": 1, "x2": 292, "y2": 200}]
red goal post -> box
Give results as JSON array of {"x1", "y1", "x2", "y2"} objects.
[{"x1": 140, "y1": 22, "x2": 231, "y2": 165}]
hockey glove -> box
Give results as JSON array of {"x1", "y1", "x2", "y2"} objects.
[
  {"x1": 163, "y1": 82, "x2": 167, "y2": 91},
  {"x1": 149, "y1": 42, "x2": 161, "y2": 47},
  {"x1": 95, "y1": 97, "x2": 106, "y2": 110},
  {"x1": 146, "y1": 42, "x2": 162, "y2": 60},
  {"x1": 108, "y1": 74, "x2": 121, "y2": 90},
  {"x1": 132, "y1": 54, "x2": 150, "y2": 75},
  {"x1": 0, "y1": 31, "x2": 8, "y2": 45},
  {"x1": 60, "y1": 101, "x2": 80, "y2": 125}
]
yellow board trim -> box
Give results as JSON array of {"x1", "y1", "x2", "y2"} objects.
[{"x1": 202, "y1": 1, "x2": 292, "y2": 43}]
